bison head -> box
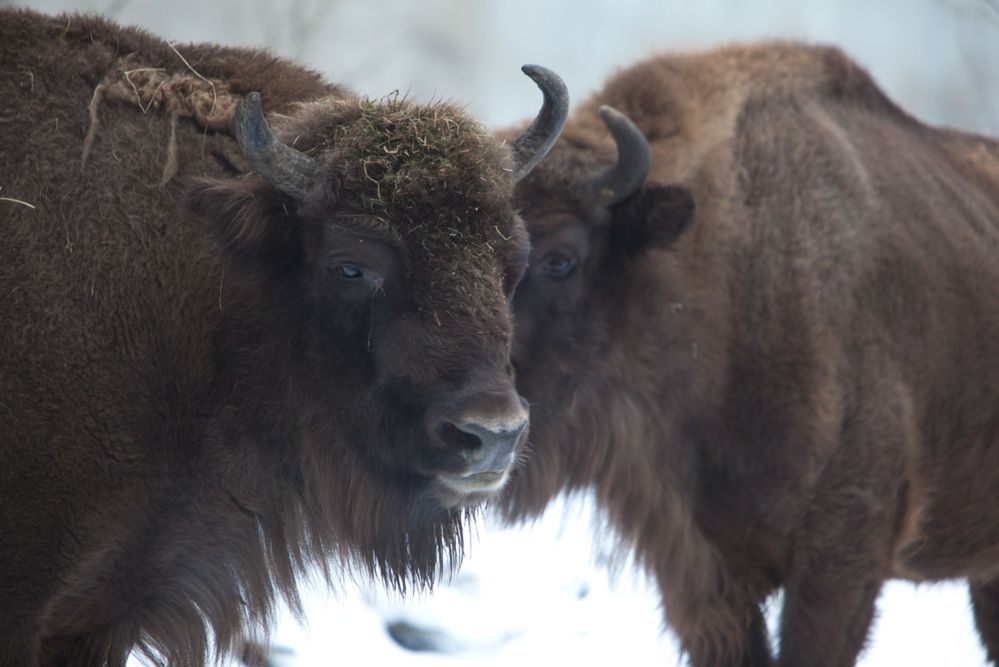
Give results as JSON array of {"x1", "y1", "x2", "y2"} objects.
[
  {"x1": 184, "y1": 68, "x2": 567, "y2": 526},
  {"x1": 501, "y1": 106, "x2": 697, "y2": 513},
  {"x1": 510, "y1": 106, "x2": 695, "y2": 364}
]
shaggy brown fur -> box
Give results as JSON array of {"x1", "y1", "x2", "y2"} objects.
[
  {"x1": 501, "y1": 42, "x2": 999, "y2": 666},
  {"x1": 0, "y1": 9, "x2": 540, "y2": 666}
]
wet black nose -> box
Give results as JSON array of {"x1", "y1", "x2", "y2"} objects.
[
  {"x1": 436, "y1": 411, "x2": 528, "y2": 475},
  {"x1": 454, "y1": 418, "x2": 528, "y2": 474}
]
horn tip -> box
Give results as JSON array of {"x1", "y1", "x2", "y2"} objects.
[
  {"x1": 235, "y1": 91, "x2": 269, "y2": 152},
  {"x1": 241, "y1": 91, "x2": 263, "y2": 112},
  {"x1": 520, "y1": 64, "x2": 546, "y2": 87},
  {"x1": 520, "y1": 65, "x2": 568, "y2": 100},
  {"x1": 597, "y1": 105, "x2": 647, "y2": 146},
  {"x1": 510, "y1": 64, "x2": 569, "y2": 181},
  {"x1": 236, "y1": 92, "x2": 263, "y2": 122},
  {"x1": 593, "y1": 104, "x2": 652, "y2": 206},
  {"x1": 598, "y1": 105, "x2": 619, "y2": 122}
]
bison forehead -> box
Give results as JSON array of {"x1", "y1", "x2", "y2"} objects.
[
  {"x1": 410, "y1": 243, "x2": 512, "y2": 324},
  {"x1": 285, "y1": 96, "x2": 525, "y2": 325},
  {"x1": 512, "y1": 141, "x2": 610, "y2": 218},
  {"x1": 292, "y1": 97, "x2": 517, "y2": 228},
  {"x1": 341, "y1": 104, "x2": 521, "y2": 283}
]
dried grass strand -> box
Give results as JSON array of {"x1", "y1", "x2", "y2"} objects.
[
  {"x1": 166, "y1": 42, "x2": 217, "y2": 113},
  {"x1": 0, "y1": 196, "x2": 37, "y2": 209},
  {"x1": 168, "y1": 41, "x2": 217, "y2": 156},
  {"x1": 124, "y1": 67, "x2": 167, "y2": 113},
  {"x1": 160, "y1": 111, "x2": 180, "y2": 186},
  {"x1": 81, "y1": 83, "x2": 105, "y2": 170},
  {"x1": 89, "y1": 54, "x2": 240, "y2": 185}
]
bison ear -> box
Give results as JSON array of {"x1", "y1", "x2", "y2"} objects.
[
  {"x1": 183, "y1": 177, "x2": 300, "y2": 271},
  {"x1": 610, "y1": 184, "x2": 695, "y2": 253}
]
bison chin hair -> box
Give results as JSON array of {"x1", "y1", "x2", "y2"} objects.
[
  {"x1": 268, "y1": 420, "x2": 480, "y2": 596},
  {"x1": 107, "y1": 421, "x2": 480, "y2": 667},
  {"x1": 65, "y1": 448, "x2": 479, "y2": 667}
]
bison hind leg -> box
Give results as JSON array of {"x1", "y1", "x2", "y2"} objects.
[
  {"x1": 669, "y1": 595, "x2": 773, "y2": 667},
  {"x1": 970, "y1": 577, "x2": 999, "y2": 665},
  {"x1": 776, "y1": 570, "x2": 882, "y2": 667},
  {"x1": 689, "y1": 608, "x2": 772, "y2": 667}
]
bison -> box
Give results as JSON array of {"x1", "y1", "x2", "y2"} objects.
[
  {"x1": 502, "y1": 43, "x2": 999, "y2": 666},
  {"x1": 0, "y1": 9, "x2": 567, "y2": 666}
]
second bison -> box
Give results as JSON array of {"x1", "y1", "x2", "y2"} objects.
[{"x1": 504, "y1": 43, "x2": 999, "y2": 666}]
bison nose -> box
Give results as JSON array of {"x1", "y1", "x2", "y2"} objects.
[
  {"x1": 432, "y1": 394, "x2": 529, "y2": 476},
  {"x1": 449, "y1": 416, "x2": 528, "y2": 475},
  {"x1": 428, "y1": 392, "x2": 529, "y2": 501}
]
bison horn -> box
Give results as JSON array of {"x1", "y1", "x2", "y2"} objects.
[
  {"x1": 593, "y1": 105, "x2": 651, "y2": 206},
  {"x1": 509, "y1": 65, "x2": 570, "y2": 181},
  {"x1": 234, "y1": 92, "x2": 317, "y2": 200}
]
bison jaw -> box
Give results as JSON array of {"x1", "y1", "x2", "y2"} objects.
[
  {"x1": 438, "y1": 466, "x2": 513, "y2": 494},
  {"x1": 432, "y1": 466, "x2": 515, "y2": 508}
]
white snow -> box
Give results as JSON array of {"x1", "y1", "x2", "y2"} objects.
[{"x1": 236, "y1": 492, "x2": 988, "y2": 667}]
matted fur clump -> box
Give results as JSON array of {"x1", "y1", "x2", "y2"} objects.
[
  {"x1": 298, "y1": 96, "x2": 510, "y2": 214},
  {"x1": 82, "y1": 53, "x2": 240, "y2": 183}
]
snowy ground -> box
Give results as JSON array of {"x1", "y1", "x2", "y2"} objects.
[
  {"x1": 263, "y1": 494, "x2": 677, "y2": 666},
  {"x1": 159, "y1": 492, "x2": 988, "y2": 667}
]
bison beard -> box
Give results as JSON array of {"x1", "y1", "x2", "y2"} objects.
[
  {"x1": 0, "y1": 8, "x2": 566, "y2": 667},
  {"x1": 503, "y1": 43, "x2": 999, "y2": 667}
]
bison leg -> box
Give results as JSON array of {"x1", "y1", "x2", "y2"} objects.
[
  {"x1": 659, "y1": 576, "x2": 773, "y2": 667},
  {"x1": 776, "y1": 566, "x2": 882, "y2": 666},
  {"x1": 679, "y1": 603, "x2": 773, "y2": 667},
  {"x1": 970, "y1": 577, "x2": 999, "y2": 664},
  {"x1": 652, "y1": 540, "x2": 775, "y2": 666},
  {"x1": 740, "y1": 608, "x2": 774, "y2": 667}
]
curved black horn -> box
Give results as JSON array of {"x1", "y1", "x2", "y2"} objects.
[
  {"x1": 235, "y1": 92, "x2": 317, "y2": 199},
  {"x1": 593, "y1": 105, "x2": 651, "y2": 206},
  {"x1": 509, "y1": 65, "x2": 569, "y2": 181}
]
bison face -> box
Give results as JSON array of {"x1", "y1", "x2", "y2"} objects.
[
  {"x1": 186, "y1": 70, "x2": 566, "y2": 510},
  {"x1": 510, "y1": 106, "x2": 696, "y2": 401},
  {"x1": 298, "y1": 203, "x2": 532, "y2": 510}
]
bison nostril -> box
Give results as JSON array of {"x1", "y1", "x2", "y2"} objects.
[
  {"x1": 437, "y1": 421, "x2": 483, "y2": 452},
  {"x1": 447, "y1": 417, "x2": 528, "y2": 472}
]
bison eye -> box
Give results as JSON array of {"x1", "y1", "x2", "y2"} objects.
[
  {"x1": 335, "y1": 263, "x2": 364, "y2": 280},
  {"x1": 541, "y1": 252, "x2": 577, "y2": 279}
]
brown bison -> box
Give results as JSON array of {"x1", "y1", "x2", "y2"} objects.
[
  {"x1": 502, "y1": 43, "x2": 999, "y2": 666},
  {"x1": 0, "y1": 9, "x2": 567, "y2": 666}
]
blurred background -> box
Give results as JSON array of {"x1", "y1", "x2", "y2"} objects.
[
  {"x1": 5, "y1": 0, "x2": 999, "y2": 132},
  {"x1": 4, "y1": 0, "x2": 998, "y2": 664}
]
